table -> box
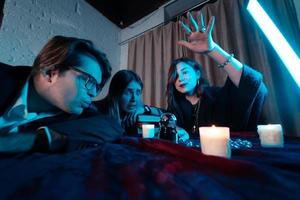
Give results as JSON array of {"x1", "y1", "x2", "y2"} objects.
[{"x1": 0, "y1": 132, "x2": 299, "y2": 199}]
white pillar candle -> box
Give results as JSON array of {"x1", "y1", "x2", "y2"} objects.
[
  {"x1": 142, "y1": 124, "x2": 155, "y2": 138},
  {"x1": 257, "y1": 124, "x2": 284, "y2": 147},
  {"x1": 199, "y1": 126, "x2": 231, "y2": 158}
]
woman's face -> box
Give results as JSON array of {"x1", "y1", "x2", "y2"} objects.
[
  {"x1": 174, "y1": 62, "x2": 200, "y2": 95},
  {"x1": 119, "y1": 81, "x2": 142, "y2": 113}
]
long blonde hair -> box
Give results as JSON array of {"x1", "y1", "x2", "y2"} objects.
[{"x1": 103, "y1": 70, "x2": 143, "y2": 124}]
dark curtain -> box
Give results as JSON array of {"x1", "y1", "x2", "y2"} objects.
[{"x1": 128, "y1": 0, "x2": 300, "y2": 136}]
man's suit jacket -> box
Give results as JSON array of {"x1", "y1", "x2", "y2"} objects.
[{"x1": 0, "y1": 62, "x2": 123, "y2": 144}]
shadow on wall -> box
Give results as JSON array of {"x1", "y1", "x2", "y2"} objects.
[{"x1": 0, "y1": 0, "x2": 4, "y2": 28}]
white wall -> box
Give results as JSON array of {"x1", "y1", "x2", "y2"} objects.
[
  {"x1": 119, "y1": 7, "x2": 165, "y2": 69},
  {"x1": 120, "y1": 43, "x2": 128, "y2": 69},
  {"x1": 0, "y1": 0, "x2": 121, "y2": 98}
]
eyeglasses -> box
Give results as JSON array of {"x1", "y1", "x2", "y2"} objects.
[{"x1": 69, "y1": 66, "x2": 102, "y2": 93}]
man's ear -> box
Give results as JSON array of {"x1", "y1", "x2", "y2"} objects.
[{"x1": 43, "y1": 69, "x2": 59, "y2": 83}]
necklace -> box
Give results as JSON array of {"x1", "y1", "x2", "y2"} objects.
[{"x1": 192, "y1": 98, "x2": 201, "y2": 134}]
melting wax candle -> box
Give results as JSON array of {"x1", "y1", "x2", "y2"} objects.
[
  {"x1": 199, "y1": 125, "x2": 231, "y2": 158},
  {"x1": 257, "y1": 124, "x2": 284, "y2": 147},
  {"x1": 142, "y1": 124, "x2": 155, "y2": 138}
]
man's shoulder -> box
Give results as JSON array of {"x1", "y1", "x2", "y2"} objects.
[
  {"x1": 0, "y1": 62, "x2": 32, "y2": 84},
  {"x1": 48, "y1": 113, "x2": 124, "y2": 143},
  {"x1": 0, "y1": 62, "x2": 32, "y2": 114},
  {"x1": 0, "y1": 62, "x2": 31, "y2": 73},
  {"x1": 0, "y1": 63, "x2": 32, "y2": 91},
  {"x1": 94, "y1": 98, "x2": 109, "y2": 113}
]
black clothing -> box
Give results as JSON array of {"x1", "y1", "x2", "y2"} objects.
[
  {"x1": 168, "y1": 65, "x2": 268, "y2": 138},
  {"x1": 0, "y1": 62, "x2": 123, "y2": 149},
  {"x1": 95, "y1": 98, "x2": 163, "y2": 136}
]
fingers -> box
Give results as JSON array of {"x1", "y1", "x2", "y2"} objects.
[
  {"x1": 123, "y1": 113, "x2": 138, "y2": 128},
  {"x1": 127, "y1": 114, "x2": 134, "y2": 127},
  {"x1": 179, "y1": 21, "x2": 192, "y2": 35},
  {"x1": 177, "y1": 129, "x2": 190, "y2": 143},
  {"x1": 122, "y1": 115, "x2": 128, "y2": 128},
  {"x1": 122, "y1": 114, "x2": 130, "y2": 128},
  {"x1": 178, "y1": 134, "x2": 188, "y2": 141},
  {"x1": 132, "y1": 113, "x2": 138, "y2": 125},
  {"x1": 177, "y1": 40, "x2": 192, "y2": 49},
  {"x1": 199, "y1": 12, "x2": 206, "y2": 32},
  {"x1": 207, "y1": 16, "x2": 215, "y2": 35},
  {"x1": 180, "y1": 12, "x2": 211, "y2": 34},
  {"x1": 188, "y1": 12, "x2": 199, "y2": 32}
]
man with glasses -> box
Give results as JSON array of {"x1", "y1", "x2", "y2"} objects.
[
  {"x1": 69, "y1": 66, "x2": 102, "y2": 94},
  {"x1": 0, "y1": 35, "x2": 123, "y2": 152}
]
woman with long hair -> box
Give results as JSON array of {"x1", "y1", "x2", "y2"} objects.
[
  {"x1": 95, "y1": 70, "x2": 162, "y2": 135},
  {"x1": 167, "y1": 13, "x2": 267, "y2": 138}
]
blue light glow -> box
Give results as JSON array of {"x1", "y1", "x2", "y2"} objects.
[{"x1": 247, "y1": 0, "x2": 300, "y2": 87}]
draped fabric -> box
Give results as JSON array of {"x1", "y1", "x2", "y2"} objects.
[
  {"x1": 1, "y1": 133, "x2": 300, "y2": 199},
  {"x1": 128, "y1": 0, "x2": 300, "y2": 136}
]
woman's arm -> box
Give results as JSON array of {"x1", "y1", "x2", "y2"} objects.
[
  {"x1": 206, "y1": 44, "x2": 243, "y2": 87},
  {"x1": 178, "y1": 13, "x2": 243, "y2": 87}
]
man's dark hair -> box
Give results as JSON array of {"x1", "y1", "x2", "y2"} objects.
[{"x1": 32, "y1": 35, "x2": 111, "y2": 89}]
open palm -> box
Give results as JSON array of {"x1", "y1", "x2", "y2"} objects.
[{"x1": 178, "y1": 13, "x2": 216, "y2": 54}]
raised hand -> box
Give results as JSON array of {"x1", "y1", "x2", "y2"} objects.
[{"x1": 178, "y1": 12, "x2": 216, "y2": 54}]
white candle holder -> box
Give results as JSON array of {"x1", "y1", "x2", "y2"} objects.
[
  {"x1": 199, "y1": 126, "x2": 231, "y2": 158},
  {"x1": 142, "y1": 124, "x2": 155, "y2": 138},
  {"x1": 257, "y1": 124, "x2": 284, "y2": 147}
]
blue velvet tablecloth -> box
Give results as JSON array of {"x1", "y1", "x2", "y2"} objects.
[{"x1": 0, "y1": 132, "x2": 299, "y2": 200}]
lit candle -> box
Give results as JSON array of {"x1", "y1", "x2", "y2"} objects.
[
  {"x1": 142, "y1": 124, "x2": 155, "y2": 138},
  {"x1": 199, "y1": 125, "x2": 231, "y2": 158},
  {"x1": 257, "y1": 124, "x2": 284, "y2": 147}
]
